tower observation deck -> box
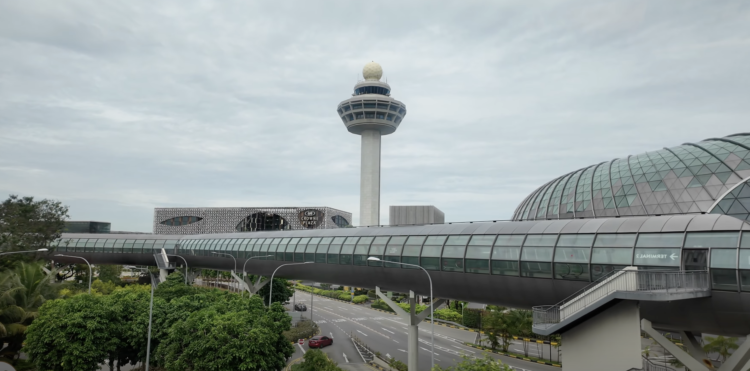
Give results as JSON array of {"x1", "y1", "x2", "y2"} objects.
[{"x1": 337, "y1": 62, "x2": 407, "y2": 226}]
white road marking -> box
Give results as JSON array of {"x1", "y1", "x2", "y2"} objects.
[
  {"x1": 343, "y1": 353, "x2": 349, "y2": 363},
  {"x1": 393, "y1": 340, "x2": 399, "y2": 344},
  {"x1": 357, "y1": 330, "x2": 368, "y2": 337},
  {"x1": 398, "y1": 349, "x2": 407, "y2": 353},
  {"x1": 382, "y1": 327, "x2": 395, "y2": 334},
  {"x1": 330, "y1": 332, "x2": 334, "y2": 339},
  {"x1": 420, "y1": 346, "x2": 440, "y2": 356},
  {"x1": 297, "y1": 343, "x2": 306, "y2": 354}
]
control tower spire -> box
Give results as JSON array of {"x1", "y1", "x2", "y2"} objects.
[{"x1": 337, "y1": 62, "x2": 407, "y2": 226}]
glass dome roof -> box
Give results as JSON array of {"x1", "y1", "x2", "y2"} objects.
[{"x1": 513, "y1": 133, "x2": 750, "y2": 221}]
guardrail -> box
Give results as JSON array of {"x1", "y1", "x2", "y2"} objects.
[{"x1": 533, "y1": 270, "x2": 709, "y2": 329}]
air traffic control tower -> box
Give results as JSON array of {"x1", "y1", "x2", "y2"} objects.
[{"x1": 337, "y1": 62, "x2": 407, "y2": 226}]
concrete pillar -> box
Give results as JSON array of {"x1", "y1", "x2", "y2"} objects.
[
  {"x1": 408, "y1": 324, "x2": 418, "y2": 371},
  {"x1": 159, "y1": 268, "x2": 168, "y2": 282},
  {"x1": 563, "y1": 301, "x2": 642, "y2": 371},
  {"x1": 360, "y1": 129, "x2": 381, "y2": 226}
]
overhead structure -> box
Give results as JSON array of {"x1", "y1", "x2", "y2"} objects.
[{"x1": 337, "y1": 62, "x2": 407, "y2": 226}]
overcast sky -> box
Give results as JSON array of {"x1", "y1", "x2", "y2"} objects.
[{"x1": 1, "y1": 1, "x2": 749, "y2": 232}]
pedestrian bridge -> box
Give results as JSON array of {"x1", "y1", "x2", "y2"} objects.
[{"x1": 52, "y1": 213, "x2": 750, "y2": 336}]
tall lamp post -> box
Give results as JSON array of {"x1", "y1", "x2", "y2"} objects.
[
  {"x1": 166, "y1": 254, "x2": 189, "y2": 285},
  {"x1": 55, "y1": 254, "x2": 92, "y2": 294},
  {"x1": 241, "y1": 255, "x2": 273, "y2": 298},
  {"x1": 212, "y1": 252, "x2": 237, "y2": 291},
  {"x1": 461, "y1": 302, "x2": 465, "y2": 326},
  {"x1": 268, "y1": 262, "x2": 313, "y2": 307},
  {"x1": 368, "y1": 257, "x2": 435, "y2": 370},
  {"x1": 126, "y1": 266, "x2": 155, "y2": 371},
  {"x1": 0, "y1": 248, "x2": 48, "y2": 257}
]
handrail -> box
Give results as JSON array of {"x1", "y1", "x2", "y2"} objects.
[{"x1": 533, "y1": 270, "x2": 710, "y2": 328}]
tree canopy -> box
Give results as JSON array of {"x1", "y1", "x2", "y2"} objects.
[
  {"x1": 0, "y1": 195, "x2": 68, "y2": 269},
  {"x1": 432, "y1": 354, "x2": 513, "y2": 371}
]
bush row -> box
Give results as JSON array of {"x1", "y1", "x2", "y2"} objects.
[
  {"x1": 283, "y1": 320, "x2": 318, "y2": 343},
  {"x1": 295, "y1": 284, "x2": 371, "y2": 304},
  {"x1": 370, "y1": 300, "x2": 463, "y2": 322}
]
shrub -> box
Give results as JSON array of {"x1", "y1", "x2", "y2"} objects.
[
  {"x1": 463, "y1": 308, "x2": 481, "y2": 328},
  {"x1": 338, "y1": 293, "x2": 351, "y2": 301},
  {"x1": 283, "y1": 320, "x2": 318, "y2": 343},
  {"x1": 352, "y1": 295, "x2": 368, "y2": 304},
  {"x1": 434, "y1": 308, "x2": 462, "y2": 323}
]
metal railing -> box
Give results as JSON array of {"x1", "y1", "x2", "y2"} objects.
[{"x1": 533, "y1": 270, "x2": 709, "y2": 328}]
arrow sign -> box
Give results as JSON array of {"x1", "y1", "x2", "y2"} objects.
[
  {"x1": 330, "y1": 332, "x2": 334, "y2": 339},
  {"x1": 386, "y1": 353, "x2": 391, "y2": 359},
  {"x1": 670, "y1": 253, "x2": 678, "y2": 260}
]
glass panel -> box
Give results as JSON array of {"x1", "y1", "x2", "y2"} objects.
[
  {"x1": 741, "y1": 270, "x2": 750, "y2": 291},
  {"x1": 344, "y1": 237, "x2": 360, "y2": 245},
  {"x1": 445, "y1": 235, "x2": 470, "y2": 246},
  {"x1": 402, "y1": 256, "x2": 419, "y2": 268},
  {"x1": 520, "y1": 262, "x2": 552, "y2": 278},
  {"x1": 340, "y1": 244, "x2": 355, "y2": 254},
  {"x1": 494, "y1": 235, "x2": 525, "y2": 246},
  {"x1": 296, "y1": 240, "x2": 308, "y2": 252},
  {"x1": 353, "y1": 255, "x2": 368, "y2": 266},
  {"x1": 491, "y1": 260, "x2": 519, "y2": 276},
  {"x1": 421, "y1": 245, "x2": 442, "y2": 257},
  {"x1": 123, "y1": 240, "x2": 135, "y2": 253},
  {"x1": 384, "y1": 256, "x2": 401, "y2": 268},
  {"x1": 739, "y1": 250, "x2": 750, "y2": 269},
  {"x1": 316, "y1": 241, "x2": 330, "y2": 253},
  {"x1": 405, "y1": 236, "x2": 427, "y2": 246},
  {"x1": 465, "y1": 246, "x2": 491, "y2": 259},
  {"x1": 424, "y1": 236, "x2": 447, "y2": 246},
  {"x1": 492, "y1": 246, "x2": 520, "y2": 260},
  {"x1": 104, "y1": 239, "x2": 115, "y2": 248},
  {"x1": 373, "y1": 237, "x2": 390, "y2": 245},
  {"x1": 742, "y1": 232, "x2": 750, "y2": 248},
  {"x1": 711, "y1": 249, "x2": 737, "y2": 268},
  {"x1": 133, "y1": 240, "x2": 145, "y2": 254},
  {"x1": 441, "y1": 258, "x2": 464, "y2": 272},
  {"x1": 685, "y1": 232, "x2": 740, "y2": 248},
  {"x1": 421, "y1": 257, "x2": 439, "y2": 271},
  {"x1": 636, "y1": 233, "x2": 683, "y2": 247},
  {"x1": 591, "y1": 248, "x2": 632, "y2": 264},
  {"x1": 468, "y1": 235, "x2": 496, "y2": 246},
  {"x1": 385, "y1": 243, "x2": 403, "y2": 256},
  {"x1": 594, "y1": 234, "x2": 637, "y2": 248},
  {"x1": 402, "y1": 245, "x2": 422, "y2": 256},
  {"x1": 554, "y1": 247, "x2": 590, "y2": 263},
  {"x1": 633, "y1": 248, "x2": 681, "y2": 266},
  {"x1": 369, "y1": 244, "x2": 385, "y2": 255},
  {"x1": 442, "y1": 245, "x2": 466, "y2": 258},
  {"x1": 556, "y1": 235, "x2": 595, "y2": 247},
  {"x1": 554, "y1": 263, "x2": 590, "y2": 281},
  {"x1": 712, "y1": 269, "x2": 737, "y2": 291},
  {"x1": 387, "y1": 236, "x2": 407, "y2": 247},
  {"x1": 339, "y1": 253, "x2": 352, "y2": 265},
  {"x1": 523, "y1": 235, "x2": 557, "y2": 247},
  {"x1": 521, "y1": 247, "x2": 553, "y2": 261},
  {"x1": 466, "y1": 259, "x2": 489, "y2": 274},
  {"x1": 591, "y1": 264, "x2": 629, "y2": 280}
]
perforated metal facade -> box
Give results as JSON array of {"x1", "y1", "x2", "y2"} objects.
[{"x1": 514, "y1": 133, "x2": 750, "y2": 221}]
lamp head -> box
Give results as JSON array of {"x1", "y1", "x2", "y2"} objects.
[
  {"x1": 54, "y1": 254, "x2": 64, "y2": 257},
  {"x1": 304, "y1": 261, "x2": 314, "y2": 264},
  {"x1": 37, "y1": 248, "x2": 49, "y2": 252},
  {"x1": 211, "y1": 252, "x2": 218, "y2": 255},
  {"x1": 367, "y1": 257, "x2": 381, "y2": 261}
]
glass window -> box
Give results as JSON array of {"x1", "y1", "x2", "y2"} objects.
[
  {"x1": 369, "y1": 243, "x2": 386, "y2": 255},
  {"x1": 685, "y1": 232, "x2": 740, "y2": 248},
  {"x1": 466, "y1": 246, "x2": 491, "y2": 259},
  {"x1": 712, "y1": 249, "x2": 737, "y2": 269},
  {"x1": 123, "y1": 240, "x2": 135, "y2": 253},
  {"x1": 557, "y1": 235, "x2": 595, "y2": 247},
  {"x1": 421, "y1": 257, "x2": 440, "y2": 271},
  {"x1": 142, "y1": 240, "x2": 155, "y2": 252},
  {"x1": 307, "y1": 238, "x2": 321, "y2": 252},
  {"x1": 523, "y1": 235, "x2": 557, "y2": 247},
  {"x1": 442, "y1": 258, "x2": 464, "y2": 272},
  {"x1": 492, "y1": 246, "x2": 520, "y2": 260},
  {"x1": 104, "y1": 239, "x2": 115, "y2": 249},
  {"x1": 741, "y1": 270, "x2": 750, "y2": 292},
  {"x1": 317, "y1": 238, "x2": 332, "y2": 253},
  {"x1": 739, "y1": 250, "x2": 750, "y2": 269},
  {"x1": 636, "y1": 233, "x2": 683, "y2": 248},
  {"x1": 424, "y1": 236, "x2": 447, "y2": 246},
  {"x1": 402, "y1": 236, "x2": 425, "y2": 256},
  {"x1": 468, "y1": 235, "x2": 496, "y2": 246},
  {"x1": 344, "y1": 237, "x2": 360, "y2": 245},
  {"x1": 712, "y1": 269, "x2": 738, "y2": 291},
  {"x1": 466, "y1": 259, "x2": 489, "y2": 274},
  {"x1": 554, "y1": 247, "x2": 590, "y2": 263},
  {"x1": 633, "y1": 248, "x2": 681, "y2": 266},
  {"x1": 405, "y1": 236, "x2": 426, "y2": 245},
  {"x1": 385, "y1": 236, "x2": 405, "y2": 256},
  {"x1": 421, "y1": 245, "x2": 443, "y2": 257},
  {"x1": 442, "y1": 236, "x2": 469, "y2": 258},
  {"x1": 594, "y1": 234, "x2": 637, "y2": 248},
  {"x1": 742, "y1": 232, "x2": 750, "y2": 248},
  {"x1": 494, "y1": 235, "x2": 525, "y2": 246},
  {"x1": 521, "y1": 262, "x2": 553, "y2": 278},
  {"x1": 355, "y1": 237, "x2": 374, "y2": 254},
  {"x1": 492, "y1": 261, "x2": 519, "y2": 276},
  {"x1": 591, "y1": 248, "x2": 632, "y2": 264},
  {"x1": 521, "y1": 247, "x2": 553, "y2": 261},
  {"x1": 554, "y1": 263, "x2": 590, "y2": 281}
]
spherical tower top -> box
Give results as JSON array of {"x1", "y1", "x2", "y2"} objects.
[{"x1": 362, "y1": 61, "x2": 383, "y2": 81}]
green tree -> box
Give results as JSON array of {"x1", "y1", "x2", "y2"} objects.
[
  {"x1": 24, "y1": 294, "x2": 119, "y2": 371},
  {"x1": 296, "y1": 349, "x2": 343, "y2": 371},
  {"x1": 0, "y1": 195, "x2": 68, "y2": 269},
  {"x1": 91, "y1": 279, "x2": 119, "y2": 295},
  {"x1": 509, "y1": 310, "x2": 533, "y2": 357},
  {"x1": 156, "y1": 297, "x2": 293, "y2": 371},
  {"x1": 482, "y1": 309, "x2": 514, "y2": 352},
  {"x1": 97, "y1": 265, "x2": 123, "y2": 284},
  {"x1": 703, "y1": 335, "x2": 739, "y2": 363},
  {"x1": 257, "y1": 277, "x2": 294, "y2": 305},
  {"x1": 155, "y1": 271, "x2": 198, "y2": 302},
  {"x1": 0, "y1": 261, "x2": 58, "y2": 362},
  {"x1": 432, "y1": 353, "x2": 513, "y2": 371}
]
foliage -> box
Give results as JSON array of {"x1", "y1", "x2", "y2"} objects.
[
  {"x1": 257, "y1": 277, "x2": 294, "y2": 305},
  {"x1": 91, "y1": 279, "x2": 118, "y2": 295},
  {"x1": 155, "y1": 271, "x2": 198, "y2": 302},
  {"x1": 387, "y1": 357, "x2": 408, "y2": 371},
  {"x1": 432, "y1": 353, "x2": 513, "y2": 371},
  {"x1": 434, "y1": 308, "x2": 462, "y2": 323},
  {"x1": 352, "y1": 295, "x2": 368, "y2": 304},
  {"x1": 156, "y1": 297, "x2": 293, "y2": 371},
  {"x1": 283, "y1": 319, "x2": 318, "y2": 343},
  {"x1": 0, "y1": 195, "x2": 68, "y2": 269},
  {"x1": 97, "y1": 265, "x2": 123, "y2": 284},
  {"x1": 703, "y1": 335, "x2": 739, "y2": 363},
  {"x1": 296, "y1": 349, "x2": 343, "y2": 371},
  {"x1": 0, "y1": 261, "x2": 59, "y2": 363},
  {"x1": 338, "y1": 293, "x2": 352, "y2": 301},
  {"x1": 482, "y1": 309, "x2": 513, "y2": 352},
  {"x1": 463, "y1": 308, "x2": 481, "y2": 328}
]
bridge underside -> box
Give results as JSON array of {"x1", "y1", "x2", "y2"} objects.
[{"x1": 54, "y1": 252, "x2": 749, "y2": 336}]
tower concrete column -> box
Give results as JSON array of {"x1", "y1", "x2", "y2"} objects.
[{"x1": 360, "y1": 129, "x2": 381, "y2": 226}]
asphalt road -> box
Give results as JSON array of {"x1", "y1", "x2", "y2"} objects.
[{"x1": 287, "y1": 290, "x2": 560, "y2": 371}]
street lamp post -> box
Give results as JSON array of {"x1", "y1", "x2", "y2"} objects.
[
  {"x1": 126, "y1": 266, "x2": 155, "y2": 371},
  {"x1": 268, "y1": 262, "x2": 313, "y2": 308},
  {"x1": 166, "y1": 254, "x2": 189, "y2": 285},
  {"x1": 367, "y1": 257, "x2": 435, "y2": 370},
  {"x1": 212, "y1": 252, "x2": 237, "y2": 292},
  {"x1": 241, "y1": 255, "x2": 273, "y2": 298},
  {"x1": 461, "y1": 302, "x2": 465, "y2": 326},
  {"x1": 55, "y1": 254, "x2": 92, "y2": 294},
  {"x1": 0, "y1": 248, "x2": 48, "y2": 257}
]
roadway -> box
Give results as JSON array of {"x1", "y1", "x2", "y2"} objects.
[{"x1": 286, "y1": 290, "x2": 560, "y2": 371}]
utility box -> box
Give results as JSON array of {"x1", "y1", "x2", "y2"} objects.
[{"x1": 389, "y1": 206, "x2": 444, "y2": 226}]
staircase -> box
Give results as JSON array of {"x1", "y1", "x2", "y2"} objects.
[{"x1": 532, "y1": 267, "x2": 710, "y2": 336}]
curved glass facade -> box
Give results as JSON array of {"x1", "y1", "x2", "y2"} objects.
[
  {"x1": 354, "y1": 86, "x2": 390, "y2": 96},
  {"x1": 514, "y1": 133, "x2": 750, "y2": 220},
  {"x1": 710, "y1": 177, "x2": 750, "y2": 221}
]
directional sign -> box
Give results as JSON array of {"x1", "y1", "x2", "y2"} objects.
[{"x1": 633, "y1": 249, "x2": 681, "y2": 267}]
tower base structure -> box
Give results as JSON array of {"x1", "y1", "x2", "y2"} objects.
[{"x1": 360, "y1": 129, "x2": 381, "y2": 226}]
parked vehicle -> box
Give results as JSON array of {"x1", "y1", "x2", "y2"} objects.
[
  {"x1": 294, "y1": 303, "x2": 307, "y2": 311},
  {"x1": 308, "y1": 335, "x2": 333, "y2": 348}
]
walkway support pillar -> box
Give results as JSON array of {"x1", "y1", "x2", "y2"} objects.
[
  {"x1": 159, "y1": 269, "x2": 168, "y2": 282},
  {"x1": 232, "y1": 272, "x2": 269, "y2": 298},
  {"x1": 562, "y1": 301, "x2": 642, "y2": 371},
  {"x1": 375, "y1": 286, "x2": 445, "y2": 371}
]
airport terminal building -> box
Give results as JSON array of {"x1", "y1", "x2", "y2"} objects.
[{"x1": 153, "y1": 206, "x2": 352, "y2": 235}]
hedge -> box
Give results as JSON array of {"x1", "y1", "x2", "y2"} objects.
[
  {"x1": 283, "y1": 320, "x2": 318, "y2": 342},
  {"x1": 352, "y1": 295, "x2": 368, "y2": 304},
  {"x1": 463, "y1": 308, "x2": 481, "y2": 328}
]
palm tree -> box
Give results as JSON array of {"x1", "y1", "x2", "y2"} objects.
[
  {"x1": 703, "y1": 335, "x2": 739, "y2": 363},
  {"x1": 0, "y1": 262, "x2": 58, "y2": 362}
]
